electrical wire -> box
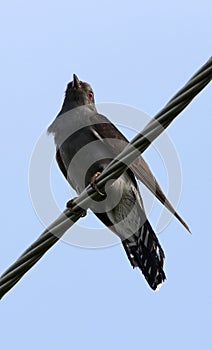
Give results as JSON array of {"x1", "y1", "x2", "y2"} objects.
[{"x1": 0, "y1": 57, "x2": 211, "y2": 300}]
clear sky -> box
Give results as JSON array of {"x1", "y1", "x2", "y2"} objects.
[{"x1": 0, "y1": 1, "x2": 211, "y2": 349}]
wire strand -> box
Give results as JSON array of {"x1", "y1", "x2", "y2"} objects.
[{"x1": 0, "y1": 57, "x2": 211, "y2": 299}]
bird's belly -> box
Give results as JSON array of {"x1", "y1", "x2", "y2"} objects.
[
  {"x1": 88, "y1": 173, "x2": 145, "y2": 241},
  {"x1": 107, "y1": 178, "x2": 144, "y2": 240}
]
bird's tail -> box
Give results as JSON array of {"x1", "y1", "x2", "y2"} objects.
[{"x1": 122, "y1": 220, "x2": 166, "y2": 290}]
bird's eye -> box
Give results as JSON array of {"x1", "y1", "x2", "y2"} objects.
[{"x1": 88, "y1": 91, "x2": 93, "y2": 100}]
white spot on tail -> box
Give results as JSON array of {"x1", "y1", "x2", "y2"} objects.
[
  {"x1": 155, "y1": 283, "x2": 163, "y2": 291},
  {"x1": 144, "y1": 231, "x2": 149, "y2": 248}
]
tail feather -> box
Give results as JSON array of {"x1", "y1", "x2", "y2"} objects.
[{"x1": 122, "y1": 221, "x2": 166, "y2": 290}]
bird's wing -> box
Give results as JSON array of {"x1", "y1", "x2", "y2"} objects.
[
  {"x1": 56, "y1": 148, "x2": 67, "y2": 178},
  {"x1": 90, "y1": 113, "x2": 190, "y2": 232},
  {"x1": 55, "y1": 148, "x2": 78, "y2": 191}
]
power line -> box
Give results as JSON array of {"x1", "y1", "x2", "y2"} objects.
[{"x1": 0, "y1": 57, "x2": 211, "y2": 300}]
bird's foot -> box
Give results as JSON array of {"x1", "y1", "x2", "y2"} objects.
[
  {"x1": 66, "y1": 198, "x2": 87, "y2": 217},
  {"x1": 90, "y1": 172, "x2": 105, "y2": 196}
]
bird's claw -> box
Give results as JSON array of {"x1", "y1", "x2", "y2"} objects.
[
  {"x1": 90, "y1": 172, "x2": 105, "y2": 196},
  {"x1": 66, "y1": 198, "x2": 87, "y2": 217}
]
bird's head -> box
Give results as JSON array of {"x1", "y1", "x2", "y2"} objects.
[{"x1": 61, "y1": 74, "x2": 96, "y2": 112}]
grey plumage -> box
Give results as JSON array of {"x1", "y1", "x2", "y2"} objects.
[{"x1": 48, "y1": 74, "x2": 187, "y2": 290}]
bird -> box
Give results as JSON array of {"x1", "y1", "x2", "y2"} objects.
[{"x1": 48, "y1": 74, "x2": 189, "y2": 290}]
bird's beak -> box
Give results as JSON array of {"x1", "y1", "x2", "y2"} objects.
[{"x1": 72, "y1": 74, "x2": 81, "y2": 89}]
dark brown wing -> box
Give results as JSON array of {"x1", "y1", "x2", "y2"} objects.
[
  {"x1": 56, "y1": 149, "x2": 67, "y2": 178},
  {"x1": 90, "y1": 113, "x2": 190, "y2": 232}
]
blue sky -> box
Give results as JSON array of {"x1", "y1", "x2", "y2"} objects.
[{"x1": 0, "y1": 1, "x2": 211, "y2": 349}]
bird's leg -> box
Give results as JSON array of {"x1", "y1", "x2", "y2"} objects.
[
  {"x1": 90, "y1": 172, "x2": 106, "y2": 197},
  {"x1": 66, "y1": 198, "x2": 87, "y2": 217}
]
